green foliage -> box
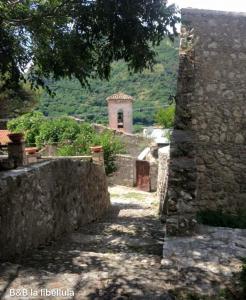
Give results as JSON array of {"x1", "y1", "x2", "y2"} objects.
[
  {"x1": 0, "y1": 0, "x2": 179, "y2": 90},
  {"x1": 36, "y1": 117, "x2": 81, "y2": 147},
  {"x1": 197, "y1": 210, "x2": 246, "y2": 229},
  {"x1": 154, "y1": 104, "x2": 175, "y2": 128},
  {"x1": 57, "y1": 127, "x2": 124, "y2": 175},
  {"x1": 7, "y1": 112, "x2": 124, "y2": 174},
  {"x1": 133, "y1": 125, "x2": 144, "y2": 134},
  {"x1": 56, "y1": 123, "x2": 98, "y2": 156},
  {"x1": 0, "y1": 82, "x2": 39, "y2": 119},
  {"x1": 7, "y1": 111, "x2": 45, "y2": 146},
  {"x1": 56, "y1": 145, "x2": 76, "y2": 156},
  {"x1": 164, "y1": 130, "x2": 172, "y2": 141},
  {"x1": 92, "y1": 132, "x2": 124, "y2": 175},
  {"x1": 38, "y1": 39, "x2": 179, "y2": 125}
]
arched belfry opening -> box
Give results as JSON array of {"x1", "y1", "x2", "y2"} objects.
[
  {"x1": 106, "y1": 92, "x2": 133, "y2": 133},
  {"x1": 117, "y1": 109, "x2": 124, "y2": 129}
]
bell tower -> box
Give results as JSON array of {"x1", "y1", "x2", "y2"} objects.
[{"x1": 107, "y1": 92, "x2": 133, "y2": 134}]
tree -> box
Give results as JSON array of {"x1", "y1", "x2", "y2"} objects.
[
  {"x1": 0, "y1": 81, "x2": 39, "y2": 119},
  {"x1": 0, "y1": 1, "x2": 179, "y2": 91},
  {"x1": 154, "y1": 104, "x2": 175, "y2": 128}
]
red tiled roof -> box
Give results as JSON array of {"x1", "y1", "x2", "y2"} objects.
[
  {"x1": 0, "y1": 130, "x2": 11, "y2": 146},
  {"x1": 106, "y1": 92, "x2": 133, "y2": 101}
]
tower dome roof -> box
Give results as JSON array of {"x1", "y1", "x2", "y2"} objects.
[{"x1": 106, "y1": 92, "x2": 133, "y2": 101}]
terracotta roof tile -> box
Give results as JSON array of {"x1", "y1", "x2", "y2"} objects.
[
  {"x1": 0, "y1": 130, "x2": 11, "y2": 146},
  {"x1": 106, "y1": 92, "x2": 133, "y2": 101}
]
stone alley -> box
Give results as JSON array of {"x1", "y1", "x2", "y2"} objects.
[{"x1": 0, "y1": 186, "x2": 246, "y2": 299}]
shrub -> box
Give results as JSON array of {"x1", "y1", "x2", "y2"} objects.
[
  {"x1": 92, "y1": 131, "x2": 124, "y2": 175},
  {"x1": 55, "y1": 144, "x2": 76, "y2": 156},
  {"x1": 8, "y1": 113, "x2": 124, "y2": 175},
  {"x1": 133, "y1": 124, "x2": 144, "y2": 134},
  {"x1": 7, "y1": 111, "x2": 45, "y2": 146},
  {"x1": 154, "y1": 104, "x2": 175, "y2": 128},
  {"x1": 57, "y1": 126, "x2": 124, "y2": 175},
  {"x1": 36, "y1": 117, "x2": 81, "y2": 147}
]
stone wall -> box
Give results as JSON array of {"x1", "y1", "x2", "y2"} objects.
[
  {"x1": 150, "y1": 162, "x2": 158, "y2": 192},
  {"x1": 108, "y1": 154, "x2": 158, "y2": 191},
  {"x1": 0, "y1": 159, "x2": 110, "y2": 261},
  {"x1": 164, "y1": 9, "x2": 246, "y2": 235},
  {"x1": 157, "y1": 146, "x2": 170, "y2": 218},
  {"x1": 92, "y1": 124, "x2": 151, "y2": 157},
  {"x1": 108, "y1": 154, "x2": 136, "y2": 187}
]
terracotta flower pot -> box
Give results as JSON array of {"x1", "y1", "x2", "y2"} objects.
[
  {"x1": 90, "y1": 146, "x2": 103, "y2": 153},
  {"x1": 8, "y1": 133, "x2": 24, "y2": 143},
  {"x1": 25, "y1": 147, "x2": 38, "y2": 155}
]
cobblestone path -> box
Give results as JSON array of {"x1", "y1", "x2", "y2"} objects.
[{"x1": 0, "y1": 186, "x2": 246, "y2": 300}]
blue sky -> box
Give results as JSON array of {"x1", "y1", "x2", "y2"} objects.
[{"x1": 169, "y1": 0, "x2": 246, "y2": 13}]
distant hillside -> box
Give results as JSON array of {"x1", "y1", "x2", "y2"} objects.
[{"x1": 38, "y1": 39, "x2": 179, "y2": 128}]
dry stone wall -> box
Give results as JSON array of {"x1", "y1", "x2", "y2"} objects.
[
  {"x1": 108, "y1": 154, "x2": 136, "y2": 187},
  {"x1": 0, "y1": 159, "x2": 110, "y2": 261},
  {"x1": 157, "y1": 146, "x2": 170, "y2": 218},
  {"x1": 164, "y1": 9, "x2": 246, "y2": 235},
  {"x1": 150, "y1": 162, "x2": 158, "y2": 192}
]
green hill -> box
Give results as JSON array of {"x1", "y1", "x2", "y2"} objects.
[{"x1": 38, "y1": 39, "x2": 179, "y2": 129}]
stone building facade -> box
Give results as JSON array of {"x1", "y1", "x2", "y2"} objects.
[
  {"x1": 163, "y1": 9, "x2": 246, "y2": 235},
  {"x1": 107, "y1": 92, "x2": 133, "y2": 134}
]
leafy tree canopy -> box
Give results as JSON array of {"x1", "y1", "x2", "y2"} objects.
[
  {"x1": 0, "y1": 80, "x2": 40, "y2": 119},
  {"x1": 0, "y1": 0, "x2": 179, "y2": 91},
  {"x1": 38, "y1": 39, "x2": 179, "y2": 126},
  {"x1": 154, "y1": 104, "x2": 175, "y2": 128}
]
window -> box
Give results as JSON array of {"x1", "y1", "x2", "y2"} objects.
[{"x1": 117, "y1": 110, "x2": 124, "y2": 129}]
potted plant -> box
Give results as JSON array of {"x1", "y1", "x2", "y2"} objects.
[
  {"x1": 25, "y1": 147, "x2": 38, "y2": 155},
  {"x1": 90, "y1": 145, "x2": 103, "y2": 153}
]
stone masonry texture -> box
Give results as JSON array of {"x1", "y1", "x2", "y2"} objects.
[
  {"x1": 108, "y1": 154, "x2": 136, "y2": 187},
  {"x1": 164, "y1": 9, "x2": 246, "y2": 235},
  {"x1": 157, "y1": 146, "x2": 170, "y2": 219},
  {"x1": 0, "y1": 159, "x2": 110, "y2": 261},
  {"x1": 0, "y1": 186, "x2": 245, "y2": 299}
]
